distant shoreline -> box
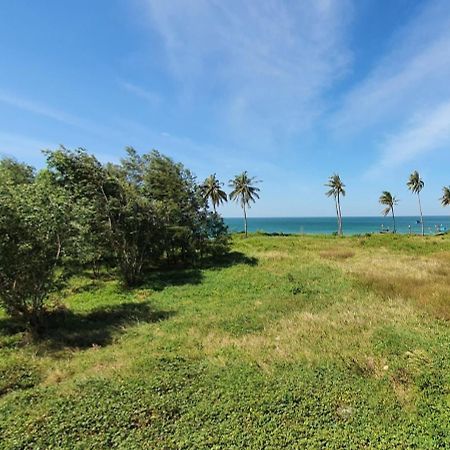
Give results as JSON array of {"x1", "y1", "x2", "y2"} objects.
[
  {"x1": 224, "y1": 216, "x2": 449, "y2": 236},
  {"x1": 223, "y1": 215, "x2": 449, "y2": 219}
]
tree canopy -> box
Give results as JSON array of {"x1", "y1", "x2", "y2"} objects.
[{"x1": 0, "y1": 149, "x2": 230, "y2": 330}]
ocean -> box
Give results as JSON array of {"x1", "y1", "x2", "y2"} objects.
[{"x1": 224, "y1": 216, "x2": 450, "y2": 235}]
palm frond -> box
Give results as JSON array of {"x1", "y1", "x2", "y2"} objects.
[
  {"x1": 324, "y1": 174, "x2": 345, "y2": 197},
  {"x1": 407, "y1": 171, "x2": 424, "y2": 194},
  {"x1": 229, "y1": 171, "x2": 261, "y2": 208},
  {"x1": 201, "y1": 173, "x2": 227, "y2": 210},
  {"x1": 441, "y1": 186, "x2": 450, "y2": 207}
]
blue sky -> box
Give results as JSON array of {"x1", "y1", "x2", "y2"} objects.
[{"x1": 1, "y1": 0, "x2": 450, "y2": 217}]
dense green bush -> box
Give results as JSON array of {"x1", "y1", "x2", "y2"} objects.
[
  {"x1": 45, "y1": 147, "x2": 115, "y2": 275},
  {"x1": 0, "y1": 164, "x2": 72, "y2": 330},
  {"x1": 46, "y1": 146, "x2": 230, "y2": 284},
  {"x1": 0, "y1": 147, "x2": 229, "y2": 327}
]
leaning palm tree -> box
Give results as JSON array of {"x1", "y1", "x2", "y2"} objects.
[
  {"x1": 407, "y1": 171, "x2": 425, "y2": 236},
  {"x1": 201, "y1": 173, "x2": 227, "y2": 213},
  {"x1": 325, "y1": 174, "x2": 346, "y2": 236},
  {"x1": 229, "y1": 171, "x2": 260, "y2": 237},
  {"x1": 379, "y1": 191, "x2": 398, "y2": 233},
  {"x1": 440, "y1": 186, "x2": 450, "y2": 208}
]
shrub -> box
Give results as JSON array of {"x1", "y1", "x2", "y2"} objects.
[{"x1": 0, "y1": 172, "x2": 71, "y2": 331}]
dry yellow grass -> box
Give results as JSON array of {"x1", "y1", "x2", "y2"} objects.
[
  {"x1": 319, "y1": 248, "x2": 356, "y2": 260},
  {"x1": 338, "y1": 250, "x2": 450, "y2": 320},
  {"x1": 257, "y1": 250, "x2": 293, "y2": 260}
]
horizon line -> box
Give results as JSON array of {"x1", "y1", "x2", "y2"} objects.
[{"x1": 223, "y1": 215, "x2": 449, "y2": 219}]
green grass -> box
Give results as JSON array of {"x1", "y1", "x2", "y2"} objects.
[{"x1": 1, "y1": 234, "x2": 450, "y2": 449}]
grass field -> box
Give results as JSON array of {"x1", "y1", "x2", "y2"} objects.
[{"x1": 1, "y1": 234, "x2": 450, "y2": 449}]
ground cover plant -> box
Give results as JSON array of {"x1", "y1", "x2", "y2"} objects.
[{"x1": 1, "y1": 233, "x2": 449, "y2": 449}]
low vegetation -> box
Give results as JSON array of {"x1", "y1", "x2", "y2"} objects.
[{"x1": 1, "y1": 234, "x2": 449, "y2": 448}]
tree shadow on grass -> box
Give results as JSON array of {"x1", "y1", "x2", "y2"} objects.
[
  {"x1": 0, "y1": 252, "x2": 255, "y2": 350},
  {"x1": 141, "y1": 252, "x2": 257, "y2": 291},
  {"x1": 0, "y1": 302, "x2": 174, "y2": 351},
  {"x1": 44, "y1": 302, "x2": 175, "y2": 350},
  {"x1": 200, "y1": 251, "x2": 258, "y2": 270},
  {"x1": 142, "y1": 268, "x2": 204, "y2": 292},
  {"x1": 64, "y1": 270, "x2": 117, "y2": 295},
  {"x1": 67, "y1": 251, "x2": 257, "y2": 294}
]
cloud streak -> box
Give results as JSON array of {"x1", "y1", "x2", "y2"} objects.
[
  {"x1": 329, "y1": 0, "x2": 450, "y2": 176},
  {"x1": 0, "y1": 90, "x2": 118, "y2": 139},
  {"x1": 366, "y1": 101, "x2": 450, "y2": 177},
  {"x1": 332, "y1": 0, "x2": 450, "y2": 134},
  {"x1": 0, "y1": 91, "x2": 82, "y2": 128},
  {"x1": 0, "y1": 131, "x2": 55, "y2": 164},
  {"x1": 140, "y1": 0, "x2": 352, "y2": 147},
  {"x1": 120, "y1": 81, "x2": 161, "y2": 105}
]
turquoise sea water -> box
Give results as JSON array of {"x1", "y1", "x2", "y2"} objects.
[{"x1": 224, "y1": 216, "x2": 450, "y2": 235}]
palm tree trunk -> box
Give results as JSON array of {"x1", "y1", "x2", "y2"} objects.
[
  {"x1": 417, "y1": 193, "x2": 424, "y2": 236},
  {"x1": 334, "y1": 197, "x2": 339, "y2": 235},
  {"x1": 243, "y1": 203, "x2": 248, "y2": 237},
  {"x1": 337, "y1": 193, "x2": 343, "y2": 236},
  {"x1": 391, "y1": 207, "x2": 396, "y2": 234}
]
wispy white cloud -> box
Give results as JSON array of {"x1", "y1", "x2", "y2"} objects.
[
  {"x1": 0, "y1": 91, "x2": 82, "y2": 127},
  {"x1": 120, "y1": 81, "x2": 161, "y2": 105},
  {"x1": 0, "y1": 90, "x2": 117, "y2": 138},
  {"x1": 366, "y1": 101, "x2": 450, "y2": 177},
  {"x1": 0, "y1": 131, "x2": 54, "y2": 164},
  {"x1": 139, "y1": 0, "x2": 352, "y2": 147},
  {"x1": 329, "y1": 0, "x2": 450, "y2": 176},
  {"x1": 115, "y1": 117, "x2": 260, "y2": 175},
  {"x1": 332, "y1": 0, "x2": 450, "y2": 135}
]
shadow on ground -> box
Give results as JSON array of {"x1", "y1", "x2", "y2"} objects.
[
  {"x1": 142, "y1": 268, "x2": 204, "y2": 291},
  {"x1": 45, "y1": 302, "x2": 174, "y2": 350},
  {"x1": 141, "y1": 251, "x2": 258, "y2": 290},
  {"x1": 0, "y1": 302, "x2": 174, "y2": 351},
  {"x1": 200, "y1": 251, "x2": 258, "y2": 270},
  {"x1": 0, "y1": 251, "x2": 257, "y2": 349}
]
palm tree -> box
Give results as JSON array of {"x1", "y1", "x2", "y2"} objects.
[
  {"x1": 440, "y1": 186, "x2": 450, "y2": 208},
  {"x1": 379, "y1": 191, "x2": 398, "y2": 233},
  {"x1": 325, "y1": 174, "x2": 345, "y2": 236},
  {"x1": 407, "y1": 171, "x2": 425, "y2": 236},
  {"x1": 201, "y1": 173, "x2": 227, "y2": 213},
  {"x1": 229, "y1": 171, "x2": 260, "y2": 237}
]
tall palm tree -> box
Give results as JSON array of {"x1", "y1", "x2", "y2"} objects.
[
  {"x1": 325, "y1": 174, "x2": 346, "y2": 236},
  {"x1": 379, "y1": 191, "x2": 398, "y2": 233},
  {"x1": 407, "y1": 171, "x2": 425, "y2": 236},
  {"x1": 229, "y1": 171, "x2": 260, "y2": 237},
  {"x1": 201, "y1": 173, "x2": 227, "y2": 213},
  {"x1": 440, "y1": 186, "x2": 450, "y2": 208}
]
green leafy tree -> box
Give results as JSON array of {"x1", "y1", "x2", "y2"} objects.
[
  {"x1": 47, "y1": 147, "x2": 165, "y2": 286},
  {"x1": 379, "y1": 191, "x2": 399, "y2": 233},
  {"x1": 201, "y1": 174, "x2": 227, "y2": 213},
  {"x1": 107, "y1": 149, "x2": 228, "y2": 282},
  {"x1": 142, "y1": 150, "x2": 208, "y2": 263},
  {"x1": 105, "y1": 164, "x2": 164, "y2": 286},
  {"x1": 0, "y1": 157, "x2": 34, "y2": 184},
  {"x1": 325, "y1": 174, "x2": 346, "y2": 236},
  {"x1": 45, "y1": 147, "x2": 114, "y2": 276},
  {"x1": 0, "y1": 165, "x2": 71, "y2": 331},
  {"x1": 4, "y1": 147, "x2": 229, "y2": 294},
  {"x1": 407, "y1": 171, "x2": 425, "y2": 236},
  {"x1": 196, "y1": 211, "x2": 230, "y2": 258},
  {"x1": 229, "y1": 171, "x2": 260, "y2": 237}
]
